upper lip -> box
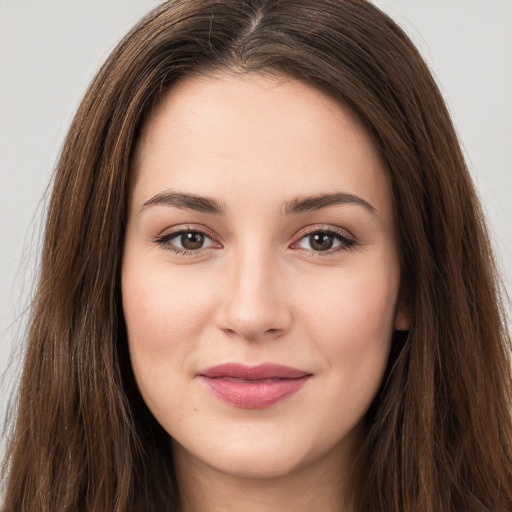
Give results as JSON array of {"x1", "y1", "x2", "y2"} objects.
[{"x1": 199, "y1": 363, "x2": 311, "y2": 380}]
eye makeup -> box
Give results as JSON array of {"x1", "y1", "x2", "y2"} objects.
[{"x1": 152, "y1": 223, "x2": 358, "y2": 257}]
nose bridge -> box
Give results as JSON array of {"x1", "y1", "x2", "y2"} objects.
[{"x1": 217, "y1": 240, "x2": 291, "y2": 340}]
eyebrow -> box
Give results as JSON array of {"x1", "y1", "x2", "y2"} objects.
[
  {"x1": 141, "y1": 192, "x2": 226, "y2": 214},
  {"x1": 141, "y1": 190, "x2": 376, "y2": 216},
  {"x1": 284, "y1": 193, "x2": 376, "y2": 215}
]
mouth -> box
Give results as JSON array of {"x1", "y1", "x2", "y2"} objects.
[{"x1": 198, "y1": 363, "x2": 313, "y2": 409}]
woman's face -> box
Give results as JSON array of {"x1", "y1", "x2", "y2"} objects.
[{"x1": 122, "y1": 72, "x2": 408, "y2": 479}]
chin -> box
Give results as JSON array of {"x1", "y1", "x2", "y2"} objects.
[
  {"x1": 171, "y1": 418, "x2": 363, "y2": 482},
  {"x1": 199, "y1": 445, "x2": 309, "y2": 480}
]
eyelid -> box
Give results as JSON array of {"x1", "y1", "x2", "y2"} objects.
[
  {"x1": 152, "y1": 223, "x2": 357, "y2": 256},
  {"x1": 152, "y1": 224, "x2": 223, "y2": 254},
  {"x1": 290, "y1": 225, "x2": 357, "y2": 253},
  {"x1": 155, "y1": 223, "x2": 219, "y2": 240}
]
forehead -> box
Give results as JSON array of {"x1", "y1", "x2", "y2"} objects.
[{"x1": 130, "y1": 72, "x2": 392, "y2": 219}]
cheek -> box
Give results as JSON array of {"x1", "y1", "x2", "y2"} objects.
[
  {"x1": 122, "y1": 262, "x2": 212, "y2": 352},
  {"x1": 121, "y1": 258, "x2": 216, "y2": 416},
  {"x1": 301, "y1": 265, "x2": 397, "y2": 339},
  {"x1": 295, "y1": 261, "x2": 399, "y2": 399}
]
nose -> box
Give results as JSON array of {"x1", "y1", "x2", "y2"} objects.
[{"x1": 215, "y1": 248, "x2": 293, "y2": 341}]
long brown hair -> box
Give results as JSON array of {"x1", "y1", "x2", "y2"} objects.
[{"x1": 2, "y1": 1, "x2": 511, "y2": 510}]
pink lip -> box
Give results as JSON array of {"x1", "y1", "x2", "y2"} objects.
[{"x1": 199, "y1": 363, "x2": 312, "y2": 409}]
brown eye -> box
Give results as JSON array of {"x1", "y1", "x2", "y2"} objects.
[
  {"x1": 155, "y1": 229, "x2": 217, "y2": 253},
  {"x1": 180, "y1": 231, "x2": 205, "y2": 250},
  {"x1": 309, "y1": 233, "x2": 334, "y2": 251},
  {"x1": 296, "y1": 229, "x2": 355, "y2": 253}
]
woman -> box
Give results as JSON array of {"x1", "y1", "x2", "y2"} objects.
[{"x1": 2, "y1": 0, "x2": 511, "y2": 510}]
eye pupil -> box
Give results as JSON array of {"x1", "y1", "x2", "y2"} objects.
[
  {"x1": 310, "y1": 233, "x2": 334, "y2": 251},
  {"x1": 181, "y1": 231, "x2": 204, "y2": 250}
]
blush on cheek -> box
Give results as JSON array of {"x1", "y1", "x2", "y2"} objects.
[
  {"x1": 122, "y1": 271, "x2": 214, "y2": 359},
  {"x1": 314, "y1": 276, "x2": 397, "y2": 347}
]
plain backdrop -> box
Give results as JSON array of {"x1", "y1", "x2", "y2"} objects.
[{"x1": 1, "y1": 0, "x2": 511, "y2": 464}]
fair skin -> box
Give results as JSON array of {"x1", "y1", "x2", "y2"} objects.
[{"x1": 122, "y1": 72, "x2": 409, "y2": 512}]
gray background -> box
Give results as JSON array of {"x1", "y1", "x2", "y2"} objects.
[{"x1": 1, "y1": 0, "x2": 511, "y2": 464}]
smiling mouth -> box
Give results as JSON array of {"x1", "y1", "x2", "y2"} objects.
[{"x1": 198, "y1": 363, "x2": 312, "y2": 409}]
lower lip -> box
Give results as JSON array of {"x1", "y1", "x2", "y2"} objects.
[{"x1": 201, "y1": 376, "x2": 311, "y2": 408}]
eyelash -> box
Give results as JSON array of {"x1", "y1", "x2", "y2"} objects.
[
  {"x1": 152, "y1": 225, "x2": 357, "y2": 256},
  {"x1": 152, "y1": 225, "x2": 219, "y2": 256},
  {"x1": 291, "y1": 226, "x2": 357, "y2": 255}
]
